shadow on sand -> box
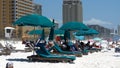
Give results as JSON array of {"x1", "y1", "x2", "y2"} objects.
[
  {"x1": 6, "y1": 58, "x2": 75, "y2": 64},
  {"x1": 113, "y1": 54, "x2": 120, "y2": 57},
  {"x1": 6, "y1": 58, "x2": 29, "y2": 62}
]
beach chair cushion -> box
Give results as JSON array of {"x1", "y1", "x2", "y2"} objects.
[{"x1": 48, "y1": 42, "x2": 82, "y2": 55}]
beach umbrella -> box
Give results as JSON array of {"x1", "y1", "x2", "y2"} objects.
[
  {"x1": 48, "y1": 26, "x2": 54, "y2": 41},
  {"x1": 28, "y1": 30, "x2": 42, "y2": 35},
  {"x1": 75, "y1": 28, "x2": 99, "y2": 36},
  {"x1": 13, "y1": 14, "x2": 53, "y2": 41},
  {"x1": 48, "y1": 19, "x2": 65, "y2": 41},
  {"x1": 64, "y1": 30, "x2": 71, "y2": 40},
  {"x1": 93, "y1": 37, "x2": 102, "y2": 41},
  {"x1": 59, "y1": 21, "x2": 89, "y2": 41},
  {"x1": 60, "y1": 21, "x2": 89, "y2": 31},
  {"x1": 40, "y1": 29, "x2": 45, "y2": 40},
  {"x1": 54, "y1": 29, "x2": 65, "y2": 35},
  {"x1": 12, "y1": 14, "x2": 53, "y2": 55},
  {"x1": 13, "y1": 14, "x2": 53, "y2": 27},
  {"x1": 75, "y1": 36, "x2": 85, "y2": 40},
  {"x1": 28, "y1": 29, "x2": 64, "y2": 36},
  {"x1": 48, "y1": 19, "x2": 55, "y2": 41}
]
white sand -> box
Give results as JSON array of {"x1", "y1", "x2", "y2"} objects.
[
  {"x1": 0, "y1": 40, "x2": 120, "y2": 68},
  {"x1": 0, "y1": 40, "x2": 25, "y2": 50},
  {"x1": 0, "y1": 50, "x2": 120, "y2": 68}
]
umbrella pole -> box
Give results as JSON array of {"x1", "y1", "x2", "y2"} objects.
[
  {"x1": 34, "y1": 27, "x2": 35, "y2": 40},
  {"x1": 33, "y1": 26, "x2": 35, "y2": 55}
]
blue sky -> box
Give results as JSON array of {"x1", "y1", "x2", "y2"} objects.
[{"x1": 34, "y1": 0, "x2": 120, "y2": 29}]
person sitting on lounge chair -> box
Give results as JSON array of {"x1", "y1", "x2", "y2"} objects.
[
  {"x1": 92, "y1": 42, "x2": 101, "y2": 48},
  {"x1": 68, "y1": 40, "x2": 75, "y2": 51},
  {"x1": 85, "y1": 41, "x2": 91, "y2": 50},
  {"x1": 59, "y1": 40, "x2": 67, "y2": 51},
  {"x1": 45, "y1": 41, "x2": 57, "y2": 53},
  {"x1": 61, "y1": 40, "x2": 71, "y2": 51},
  {"x1": 46, "y1": 41, "x2": 54, "y2": 49},
  {"x1": 79, "y1": 42, "x2": 85, "y2": 51},
  {"x1": 74, "y1": 40, "x2": 81, "y2": 51}
]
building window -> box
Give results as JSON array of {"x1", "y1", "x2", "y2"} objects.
[{"x1": 6, "y1": 29, "x2": 11, "y2": 33}]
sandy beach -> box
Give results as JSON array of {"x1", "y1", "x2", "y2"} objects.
[{"x1": 0, "y1": 49, "x2": 120, "y2": 68}]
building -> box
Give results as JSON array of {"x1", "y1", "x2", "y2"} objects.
[
  {"x1": 118, "y1": 25, "x2": 120, "y2": 36},
  {"x1": 88, "y1": 25, "x2": 112, "y2": 38},
  {"x1": 0, "y1": 0, "x2": 34, "y2": 38},
  {"x1": 34, "y1": 4, "x2": 42, "y2": 15},
  {"x1": 62, "y1": 0, "x2": 83, "y2": 23},
  {"x1": 32, "y1": 3, "x2": 42, "y2": 36}
]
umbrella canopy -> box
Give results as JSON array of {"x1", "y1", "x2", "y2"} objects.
[
  {"x1": 54, "y1": 29, "x2": 65, "y2": 35},
  {"x1": 13, "y1": 14, "x2": 53, "y2": 27},
  {"x1": 75, "y1": 36, "x2": 85, "y2": 40},
  {"x1": 59, "y1": 21, "x2": 89, "y2": 31},
  {"x1": 27, "y1": 29, "x2": 64, "y2": 36},
  {"x1": 28, "y1": 30, "x2": 42, "y2": 35},
  {"x1": 75, "y1": 28, "x2": 99, "y2": 36},
  {"x1": 60, "y1": 21, "x2": 89, "y2": 41},
  {"x1": 93, "y1": 37, "x2": 102, "y2": 41}
]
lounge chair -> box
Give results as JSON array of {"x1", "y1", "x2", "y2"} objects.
[
  {"x1": 48, "y1": 42, "x2": 82, "y2": 57},
  {"x1": 5, "y1": 42, "x2": 16, "y2": 52},
  {"x1": 90, "y1": 48, "x2": 101, "y2": 52},
  {"x1": 24, "y1": 41, "x2": 35, "y2": 52},
  {"x1": 81, "y1": 49, "x2": 89, "y2": 55},
  {"x1": 27, "y1": 42, "x2": 76, "y2": 62},
  {"x1": 86, "y1": 46, "x2": 101, "y2": 53},
  {"x1": 0, "y1": 43, "x2": 11, "y2": 55}
]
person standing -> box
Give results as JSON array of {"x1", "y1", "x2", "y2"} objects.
[{"x1": 6, "y1": 62, "x2": 13, "y2": 68}]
